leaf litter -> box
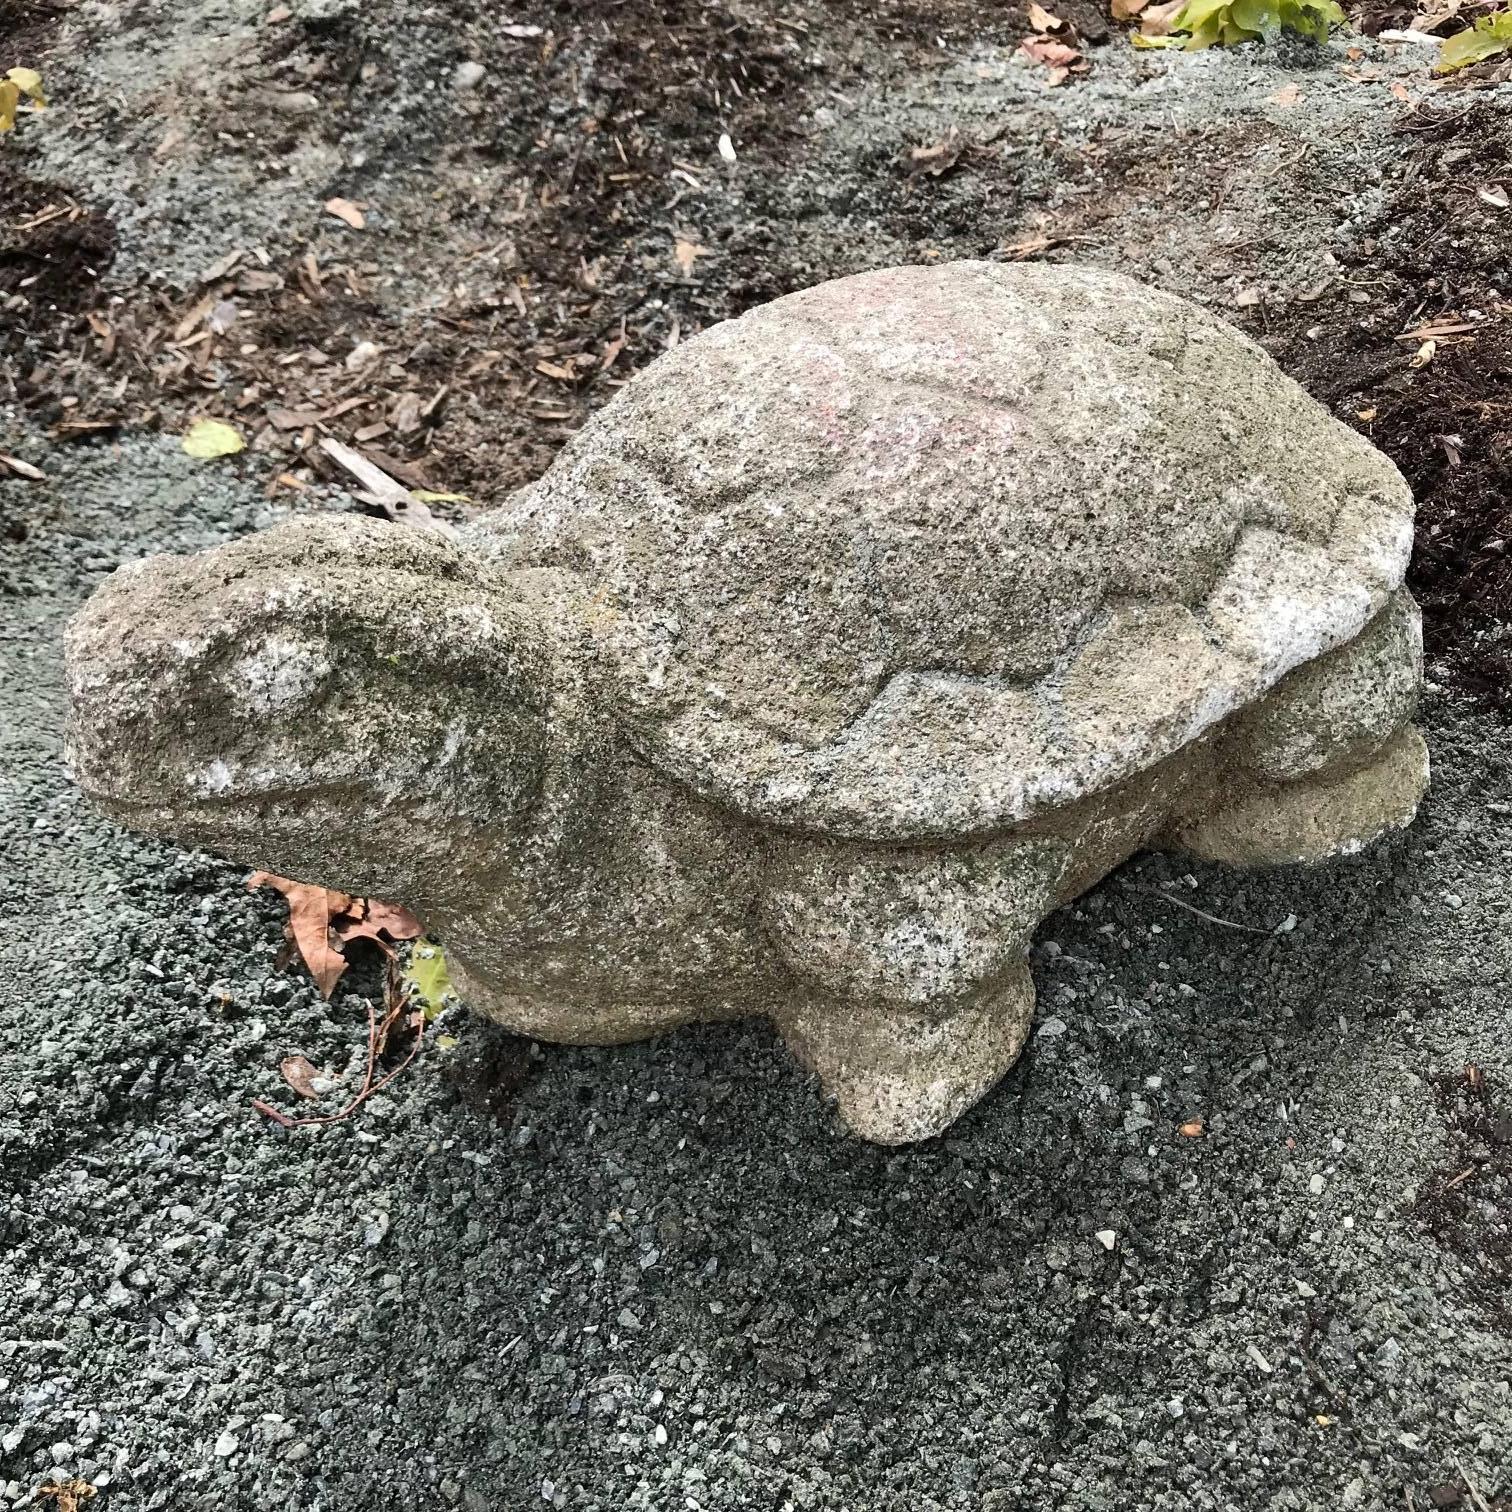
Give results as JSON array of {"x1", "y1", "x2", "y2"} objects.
[
  {"x1": 247, "y1": 871, "x2": 423, "y2": 998},
  {"x1": 247, "y1": 873, "x2": 443, "y2": 1129}
]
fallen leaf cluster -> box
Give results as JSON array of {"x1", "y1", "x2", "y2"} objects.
[
  {"x1": 35, "y1": 1483, "x2": 95, "y2": 1512},
  {"x1": 247, "y1": 871, "x2": 423, "y2": 998},
  {"x1": 247, "y1": 872, "x2": 455, "y2": 1129},
  {"x1": 1019, "y1": 2, "x2": 1092, "y2": 83}
]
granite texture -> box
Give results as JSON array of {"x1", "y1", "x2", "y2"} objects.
[{"x1": 65, "y1": 263, "x2": 1428, "y2": 1142}]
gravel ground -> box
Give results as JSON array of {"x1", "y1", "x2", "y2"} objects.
[
  {"x1": 4, "y1": 3, "x2": 1512, "y2": 1509},
  {"x1": 4, "y1": 441, "x2": 1512, "y2": 1511}
]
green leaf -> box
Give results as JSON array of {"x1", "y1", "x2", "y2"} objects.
[
  {"x1": 181, "y1": 418, "x2": 245, "y2": 459},
  {"x1": 1436, "y1": 9, "x2": 1512, "y2": 72},
  {"x1": 1140, "y1": 0, "x2": 1342, "y2": 47},
  {"x1": 404, "y1": 939, "x2": 455, "y2": 1022}
]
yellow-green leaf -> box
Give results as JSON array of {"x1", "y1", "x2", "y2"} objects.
[
  {"x1": 411, "y1": 489, "x2": 472, "y2": 503},
  {"x1": 181, "y1": 418, "x2": 246, "y2": 459},
  {"x1": 404, "y1": 939, "x2": 455, "y2": 1022},
  {"x1": 7, "y1": 67, "x2": 46, "y2": 105},
  {"x1": 1136, "y1": 0, "x2": 1342, "y2": 47},
  {"x1": 1436, "y1": 10, "x2": 1512, "y2": 71},
  {"x1": 0, "y1": 81, "x2": 20, "y2": 133}
]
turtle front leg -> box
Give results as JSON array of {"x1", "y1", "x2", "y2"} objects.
[
  {"x1": 760, "y1": 840, "x2": 1066, "y2": 1143},
  {"x1": 1169, "y1": 590, "x2": 1429, "y2": 864}
]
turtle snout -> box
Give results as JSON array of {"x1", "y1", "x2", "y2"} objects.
[{"x1": 64, "y1": 550, "x2": 334, "y2": 819}]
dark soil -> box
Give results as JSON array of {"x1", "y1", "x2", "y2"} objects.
[
  {"x1": 0, "y1": 167, "x2": 114, "y2": 362},
  {"x1": 0, "y1": 0, "x2": 66, "y2": 58},
  {"x1": 1414, "y1": 1063, "x2": 1512, "y2": 1335},
  {"x1": 1256, "y1": 101, "x2": 1512, "y2": 707}
]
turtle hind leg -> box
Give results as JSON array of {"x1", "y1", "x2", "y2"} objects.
[
  {"x1": 1172, "y1": 722, "x2": 1429, "y2": 866},
  {"x1": 776, "y1": 963, "x2": 1036, "y2": 1145},
  {"x1": 1168, "y1": 589, "x2": 1428, "y2": 866}
]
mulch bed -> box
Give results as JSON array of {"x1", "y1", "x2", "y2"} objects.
[{"x1": 1255, "y1": 100, "x2": 1512, "y2": 706}]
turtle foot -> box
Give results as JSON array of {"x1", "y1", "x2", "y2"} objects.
[
  {"x1": 1172, "y1": 723, "x2": 1429, "y2": 867},
  {"x1": 776, "y1": 961, "x2": 1036, "y2": 1145}
]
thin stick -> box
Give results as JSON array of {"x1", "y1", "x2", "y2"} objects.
[
  {"x1": 254, "y1": 996, "x2": 381, "y2": 1129},
  {"x1": 1150, "y1": 889, "x2": 1275, "y2": 934},
  {"x1": 1454, "y1": 1460, "x2": 1494, "y2": 1512}
]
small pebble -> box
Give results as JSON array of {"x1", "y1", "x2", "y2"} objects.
[
  {"x1": 453, "y1": 61, "x2": 487, "y2": 91},
  {"x1": 267, "y1": 90, "x2": 319, "y2": 114}
]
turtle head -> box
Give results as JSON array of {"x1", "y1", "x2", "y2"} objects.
[{"x1": 65, "y1": 513, "x2": 556, "y2": 898}]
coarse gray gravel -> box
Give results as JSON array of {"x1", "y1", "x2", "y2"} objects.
[
  {"x1": 2, "y1": 432, "x2": 1511, "y2": 1511},
  {"x1": 4, "y1": 2, "x2": 1512, "y2": 1507}
]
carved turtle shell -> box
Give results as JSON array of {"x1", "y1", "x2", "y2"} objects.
[{"x1": 474, "y1": 261, "x2": 1414, "y2": 842}]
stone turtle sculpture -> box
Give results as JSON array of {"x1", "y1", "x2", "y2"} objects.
[{"x1": 66, "y1": 262, "x2": 1428, "y2": 1143}]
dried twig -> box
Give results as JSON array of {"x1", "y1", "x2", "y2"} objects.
[
  {"x1": 252, "y1": 964, "x2": 428, "y2": 1130},
  {"x1": 318, "y1": 437, "x2": 454, "y2": 534},
  {"x1": 1455, "y1": 1460, "x2": 1494, "y2": 1512},
  {"x1": 1150, "y1": 889, "x2": 1276, "y2": 934}
]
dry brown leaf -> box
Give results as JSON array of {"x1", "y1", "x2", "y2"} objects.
[
  {"x1": 335, "y1": 898, "x2": 425, "y2": 953},
  {"x1": 1138, "y1": 0, "x2": 1186, "y2": 35},
  {"x1": 909, "y1": 129, "x2": 970, "y2": 175},
  {"x1": 1178, "y1": 1119, "x2": 1205, "y2": 1137},
  {"x1": 250, "y1": 876, "x2": 425, "y2": 998},
  {"x1": 1027, "y1": 0, "x2": 1063, "y2": 28},
  {"x1": 1112, "y1": 0, "x2": 1151, "y2": 18},
  {"x1": 673, "y1": 236, "x2": 706, "y2": 275},
  {"x1": 248, "y1": 872, "x2": 352, "y2": 998},
  {"x1": 280, "y1": 1054, "x2": 323, "y2": 1100},
  {"x1": 1389, "y1": 80, "x2": 1416, "y2": 104},
  {"x1": 360, "y1": 899, "x2": 426, "y2": 939},
  {"x1": 1019, "y1": 36, "x2": 1082, "y2": 66},
  {"x1": 324, "y1": 196, "x2": 366, "y2": 230},
  {"x1": 1270, "y1": 83, "x2": 1304, "y2": 106}
]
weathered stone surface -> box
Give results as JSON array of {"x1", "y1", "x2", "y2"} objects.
[{"x1": 65, "y1": 262, "x2": 1429, "y2": 1143}]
